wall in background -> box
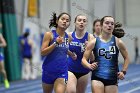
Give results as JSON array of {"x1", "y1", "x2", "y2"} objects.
[{"x1": 14, "y1": 0, "x2": 140, "y2": 63}]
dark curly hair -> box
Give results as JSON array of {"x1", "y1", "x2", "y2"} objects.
[
  {"x1": 113, "y1": 22, "x2": 125, "y2": 38},
  {"x1": 23, "y1": 31, "x2": 29, "y2": 38},
  {"x1": 49, "y1": 12, "x2": 71, "y2": 28}
]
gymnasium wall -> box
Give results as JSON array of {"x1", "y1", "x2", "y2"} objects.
[{"x1": 14, "y1": 0, "x2": 140, "y2": 63}]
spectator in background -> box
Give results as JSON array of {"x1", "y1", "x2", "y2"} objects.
[
  {"x1": 92, "y1": 19, "x2": 101, "y2": 38},
  {"x1": 21, "y1": 30, "x2": 34, "y2": 80}
]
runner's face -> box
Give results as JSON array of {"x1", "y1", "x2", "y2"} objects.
[
  {"x1": 102, "y1": 17, "x2": 115, "y2": 34},
  {"x1": 57, "y1": 14, "x2": 70, "y2": 30},
  {"x1": 75, "y1": 15, "x2": 87, "y2": 31},
  {"x1": 94, "y1": 21, "x2": 101, "y2": 34}
]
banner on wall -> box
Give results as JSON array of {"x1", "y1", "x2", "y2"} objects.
[{"x1": 28, "y1": 0, "x2": 38, "y2": 17}]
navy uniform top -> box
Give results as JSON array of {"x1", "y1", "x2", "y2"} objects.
[{"x1": 93, "y1": 36, "x2": 119, "y2": 80}]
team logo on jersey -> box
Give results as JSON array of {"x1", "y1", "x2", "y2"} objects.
[
  {"x1": 98, "y1": 46, "x2": 116, "y2": 59},
  {"x1": 80, "y1": 43, "x2": 86, "y2": 52},
  {"x1": 56, "y1": 38, "x2": 69, "y2": 48},
  {"x1": 70, "y1": 41, "x2": 86, "y2": 52},
  {"x1": 65, "y1": 38, "x2": 69, "y2": 45},
  {"x1": 65, "y1": 38, "x2": 69, "y2": 48}
]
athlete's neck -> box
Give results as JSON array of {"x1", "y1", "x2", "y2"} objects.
[
  {"x1": 94, "y1": 33, "x2": 100, "y2": 37},
  {"x1": 56, "y1": 27, "x2": 65, "y2": 37},
  {"x1": 75, "y1": 30, "x2": 85, "y2": 39},
  {"x1": 100, "y1": 32, "x2": 112, "y2": 42}
]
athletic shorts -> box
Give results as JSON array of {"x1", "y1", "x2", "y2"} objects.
[
  {"x1": 42, "y1": 70, "x2": 68, "y2": 84},
  {"x1": 69, "y1": 71, "x2": 89, "y2": 79},
  {"x1": 0, "y1": 53, "x2": 4, "y2": 61},
  {"x1": 91, "y1": 74, "x2": 118, "y2": 86}
]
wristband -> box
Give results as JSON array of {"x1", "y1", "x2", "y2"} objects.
[
  {"x1": 90, "y1": 60, "x2": 95, "y2": 63},
  {"x1": 121, "y1": 70, "x2": 126, "y2": 75},
  {"x1": 54, "y1": 41, "x2": 59, "y2": 45},
  {"x1": 55, "y1": 38, "x2": 59, "y2": 44}
]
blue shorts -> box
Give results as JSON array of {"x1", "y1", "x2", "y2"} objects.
[
  {"x1": 0, "y1": 53, "x2": 4, "y2": 62},
  {"x1": 42, "y1": 71, "x2": 68, "y2": 84}
]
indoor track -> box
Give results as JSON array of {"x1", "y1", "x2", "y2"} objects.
[{"x1": 0, "y1": 64, "x2": 140, "y2": 93}]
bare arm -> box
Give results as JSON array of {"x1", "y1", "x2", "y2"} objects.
[
  {"x1": 88, "y1": 33, "x2": 95, "y2": 62},
  {"x1": 41, "y1": 32, "x2": 56, "y2": 56},
  {"x1": 82, "y1": 39, "x2": 97, "y2": 70},
  {"x1": 67, "y1": 50, "x2": 77, "y2": 60},
  {"x1": 67, "y1": 32, "x2": 77, "y2": 60},
  {"x1": 118, "y1": 39, "x2": 130, "y2": 71},
  {"x1": 28, "y1": 39, "x2": 34, "y2": 55},
  {"x1": 0, "y1": 34, "x2": 7, "y2": 47},
  {"x1": 89, "y1": 51, "x2": 95, "y2": 63},
  {"x1": 67, "y1": 32, "x2": 74, "y2": 57},
  {"x1": 88, "y1": 33, "x2": 95, "y2": 41},
  {"x1": 67, "y1": 32, "x2": 73, "y2": 43},
  {"x1": 28, "y1": 39, "x2": 34, "y2": 49}
]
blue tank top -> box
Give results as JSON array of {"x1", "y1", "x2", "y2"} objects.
[
  {"x1": 68, "y1": 31, "x2": 90, "y2": 73},
  {"x1": 42, "y1": 30, "x2": 69, "y2": 74},
  {"x1": 93, "y1": 36, "x2": 119, "y2": 80},
  {"x1": 22, "y1": 38, "x2": 32, "y2": 57}
]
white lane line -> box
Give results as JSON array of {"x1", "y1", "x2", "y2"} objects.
[
  {"x1": 123, "y1": 86, "x2": 140, "y2": 93},
  {"x1": 119, "y1": 77, "x2": 140, "y2": 86}
]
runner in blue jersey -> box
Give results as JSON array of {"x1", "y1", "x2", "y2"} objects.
[
  {"x1": 82, "y1": 16, "x2": 130, "y2": 93},
  {"x1": 21, "y1": 31, "x2": 34, "y2": 80},
  {"x1": 0, "y1": 32, "x2": 10, "y2": 88},
  {"x1": 41, "y1": 12, "x2": 74, "y2": 93},
  {"x1": 92, "y1": 19, "x2": 101, "y2": 38},
  {"x1": 66, "y1": 15, "x2": 95, "y2": 93}
]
